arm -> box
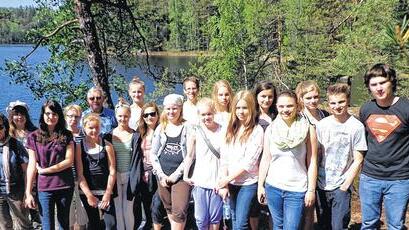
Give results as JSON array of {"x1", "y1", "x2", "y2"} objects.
[
  {"x1": 75, "y1": 143, "x2": 98, "y2": 208},
  {"x1": 305, "y1": 125, "x2": 318, "y2": 207},
  {"x1": 24, "y1": 149, "x2": 37, "y2": 209},
  {"x1": 258, "y1": 127, "x2": 272, "y2": 205},
  {"x1": 100, "y1": 140, "x2": 117, "y2": 209},
  {"x1": 150, "y1": 125, "x2": 167, "y2": 181},
  {"x1": 36, "y1": 141, "x2": 74, "y2": 174},
  {"x1": 183, "y1": 131, "x2": 196, "y2": 185},
  {"x1": 339, "y1": 150, "x2": 364, "y2": 191}
]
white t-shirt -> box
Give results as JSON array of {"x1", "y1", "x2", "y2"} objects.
[
  {"x1": 220, "y1": 125, "x2": 264, "y2": 186},
  {"x1": 129, "y1": 106, "x2": 141, "y2": 130},
  {"x1": 214, "y1": 112, "x2": 230, "y2": 128},
  {"x1": 183, "y1": 102, "x2": 199, "y2": 125},
  {"x1": 191, "y1": 125, "x2": 224, "y2": 189},
  {"x1": 316, "y1": 115, "x2": 367, "y2": 190}
]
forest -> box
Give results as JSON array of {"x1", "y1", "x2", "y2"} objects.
[{"x1": 2, "y1": 0, "x2": 409, "y2": 107}]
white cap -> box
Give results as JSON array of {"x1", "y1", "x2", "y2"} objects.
[{"x1": 163, "y1": 94, "x2": 184, "y2": 107}]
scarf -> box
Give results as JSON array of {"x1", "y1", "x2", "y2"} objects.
[
  {"x1": 270, "y1": 114, "x2": 309, "y2": 150},
  {"x1": 0, "y1": 136, "x2": 11, "y2": 194}
]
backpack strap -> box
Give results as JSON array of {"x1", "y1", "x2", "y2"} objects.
[{"x1": 196, "y1": 125, "x2": 220, "y2": 159}]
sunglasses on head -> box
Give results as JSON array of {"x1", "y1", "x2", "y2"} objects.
[
  {"x1": 143, "y1": 112, "x2": 157, "y2": 118},
  {"x1": 88, "y1": 96, "x2": 102, "y2": 101}
]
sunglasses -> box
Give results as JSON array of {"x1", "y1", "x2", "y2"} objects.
[
  {"x1": 88, "y1": 96, "x2": 102, "y2": 101},
  {"x1": 143, "y1": 112, "x2": 157, "y2": 118}
]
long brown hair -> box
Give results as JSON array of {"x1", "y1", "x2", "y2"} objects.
[
  {"x1": 138, "y1": 102, "x2": 160, "y2": 138},
  {"x1": 226, "y1": 90, "x2": 257, "y2": 144}
]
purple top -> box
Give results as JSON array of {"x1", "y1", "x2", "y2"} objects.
[{"x1": 26, "y1": 131, "x2": 74, "y2": 192}]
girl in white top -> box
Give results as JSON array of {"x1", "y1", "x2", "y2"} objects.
[
  {"x1": 258, "y1": 91, "x2": 318, "y2": 230},
  {"x1": 182, "y1": 76, "x2": 200, "y2": 124},
  {"x1": 128, "y1": 77, "x2": 145, "y2": 130},
  {"x1": 212, "y1": 80, "x2": 233, "y2": 127},
  {"x1": 183, "y1": 98, "x2": 224, "y2": 230},
  {"x1": 217, "y1": 90, "x2": 264, "y2": 230}
]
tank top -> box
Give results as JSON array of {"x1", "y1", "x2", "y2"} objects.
[{"x1": 158, "y1": 129, "x2": 183, "y2": 176}]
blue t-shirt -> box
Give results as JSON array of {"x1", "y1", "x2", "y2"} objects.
[
  {"x1": 0, "y1": 138, "x2": 29, "y2": 198},
  {"x1": 82, "y1": 107, "x2": 118, "y2": 135}
]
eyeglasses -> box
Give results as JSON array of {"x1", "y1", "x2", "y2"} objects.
[
  {"x1": 66, "y1": 114, "x2": 81, "y2": 119},
  {"x1": 143, "y1": 112, "x2": 157, "y2": 118},
  {"x1": 88, "y1": 96, "x2": 102, "y2": 101}
]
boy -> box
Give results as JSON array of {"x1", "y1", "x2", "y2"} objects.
[{"x1": 316, "y1": 83, "x2": 367, "y2": 229}]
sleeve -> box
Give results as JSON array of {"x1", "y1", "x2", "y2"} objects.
[
  {"x1": 353, "y1": 122, "x2": 368, "y2": 152},
  {"x1": 25, "y1": 132, "x2": 36, "y2": 151},
  {"x1": 150, "y1": 125, "x2": 166, "y2": 180},
  {"x1": 238, "y1": 125, "x2": 264, "y2": 172}
]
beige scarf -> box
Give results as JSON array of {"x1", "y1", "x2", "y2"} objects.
[{"x1": 270, "y1": 114, "x2": 309, "y2": 150}]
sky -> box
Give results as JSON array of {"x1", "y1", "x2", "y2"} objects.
[{"x1": 0, "y1": 0, "x2": 36, "y2": 7}]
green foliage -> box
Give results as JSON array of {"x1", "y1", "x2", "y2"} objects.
[{"x1": 0, "y1": 7, "x2": 39, "y2": 43}]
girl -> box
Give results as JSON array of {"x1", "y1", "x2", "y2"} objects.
[
  {"x1": 258, "y1": 91, "x2": 318, "y2": 229},
  {"x1": 183, "y1": 98, "x2": 225, "y2": 230},
  {"x1": 0, "y1": 113, "x2": 31, "y2": 229},
  {"x1": 128, "y1": 77, "x2": 145, "y2": 130},
  {"x1": 7, "y1": 100, "x2": 37, "y2": 145},
  {"x1": 151, "y1": 94, "x2": 191, "y2": 230},
  {"x1": 134, "y1": 102, "x2": 166, "y2": 230},
  {"x1": 211, "y1": 80, "x2": 233, "y2": 127},
  {"x1": 25, "y1": 100, "x2": 75, "y2": 230},
  {"x1": 76, "y1": 113, "x2": 117, "y2": 230},
  {"x1": 182, "y1": 76, "x2": 200, "y2": 124},
  {"x1": 217, "y1": 90, "x2": 264, "y2": 230}
]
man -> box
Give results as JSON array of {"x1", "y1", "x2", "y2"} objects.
[
  {"x1": 315, "y1": 83, "x2": 367, "y2": 229},
  {"x1": 82, "y1": 86, "x2": 117, "y2": 135},
  {"x1": 359, "y1": 63, "x2": 409, "y2": 229}
]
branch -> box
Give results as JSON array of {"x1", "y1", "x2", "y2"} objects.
[
  {"x1": 329, "y1": 0, "x2": 364, "y2": 34},
  {"x1": 22, "y1": 19, "x2": 79, "y2": 61}
]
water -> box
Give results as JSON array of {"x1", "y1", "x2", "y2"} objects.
[{"x1": 0, "y1": 44, "x2": 195, "y2": 123}]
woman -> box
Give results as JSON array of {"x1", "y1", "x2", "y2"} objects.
[
  {"x1": 133, "y1": 102, "x2": 166, "y2": 230},
  {"x1": 249, "y1": 80, "x2": 277, "y2": 230},
  {"x1": 182, "y1": 76, "x2": 200, "y2": 124},
  {"x1": 108, "y1": 100, "x2": 134, "y2": 230},
  {"x1": 217, "y1": 90, "x2": 264, "y2": 230},
  {"x1": 76, "y1": 113, "x2": 117, "y2": 230},
  {"x1": 151, "y1": 94, "x2": 191, "y2": 230},
  {"x1": 211, "y1": 80, "x2": 233, "y2": 127},
  {"x1": 7, "y1": 100, "x2": 37, "y2": 145},
  {"x1": 128, "y1": 77, "x2": 145, "y2": 130},
  {"x1": 258, "y1": 91, "x2": 318, "y2": 229},
  {"x1": 0, "y1": 113, "x2": 32, "y2": 229},
  {"x1": 295, "y1": 80, "x2": 328, "y2": 229},
  {"x1": 183, "y1": 98, "x2": 225, "y2": 230},
  {"x1": 25, "y1": 100, "x2": 75, "y2": 230}
]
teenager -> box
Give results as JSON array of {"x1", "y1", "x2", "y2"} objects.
[
  {"x1": 211, "y1": 80, "x2": 233, "y2": 127},
  {"x1": 128, "y1": 77, "x2": 145, "y2": 130},
  {"x1": 217, "y1": 90, "x2": 264, "y2": 230},
  {"x1": 25, "y1": 100, "x2": 75, "y2": 230},
  {"x1": 359, "y1": 64, "x2": 409, "y2": 229},
  {"x1": 316, "y1": 83, "x2": 367, "y2": 229},
  {"x1": 76, "y1": 113, "x2": 117, "y2": 230},
  {"x1": 182, "y1": 76, "x2": 200, "y2": 124},
  {"x1": 258, "y1": 91, "x2": 318, "y2": 230},
  {"x1": 151, "y1": 94, "x2": 191, "y2": 230},
  {"x1": 184, "y1": 98, "x2": 225, "y2": 230}
]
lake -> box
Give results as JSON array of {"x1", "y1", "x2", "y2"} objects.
[{"x1": 0, "y1": 44, "x2": 194, "y2": 123}]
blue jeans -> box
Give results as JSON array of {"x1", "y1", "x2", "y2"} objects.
[
  {"x1": 316, "y1": 188, "x2": 351, "y2": 230},
  {"x1": 38, "y1": 188, "x2": 73, "y2": 230},
  {"x1": 228, "y1": 183, "x2": 257, "y2": 230},
  {"x1": 359, "y1": 174, "x2": 409, "y2": 230},
  {"x1": 265, "y1": 184, "x2": 305, "y2": 230}
]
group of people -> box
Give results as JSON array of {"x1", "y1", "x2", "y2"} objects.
[{"x1": 0, "y1": 62, "x2": 408, "y2": 230}]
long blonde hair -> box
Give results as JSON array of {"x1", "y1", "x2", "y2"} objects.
[
  {"x1": 212, "y1": 80, "x2": 233, "y2": 113},
  {"x1": 159, "y1": 105, "x2": 184, "y2": 132},
  {"x1": 226, "y1": 90, "x2": 257, "y2": 144},
  {"x1": 295, "y1": 80, "x2": 321, "y2": 110}
]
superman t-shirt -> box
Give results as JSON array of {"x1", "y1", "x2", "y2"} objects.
[{"x1": 359, "y1": 97, "x2": 409, "y2": 180}]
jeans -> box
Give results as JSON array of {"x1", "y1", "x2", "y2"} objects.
[
  {"x1": 228, "y1": 183, "x2": 257, "y2": 230},
  {"x1": 316, "y1": 188, "x2": 351, "y2": 230},
  {"x1": 359, "y1": 174, "x2": 409, "y2": 230},
  {"x1": 265, "y1": 184, "x2": 305, "y2": 230},
  {"x1": 38, "y1": 188, "x2": 73, "y2": 230},
  {"x1": 0, "y1": 195, "x2": 32, "y2": 229}
]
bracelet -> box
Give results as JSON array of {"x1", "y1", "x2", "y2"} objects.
[{"x1": 307, "y1": 190, "x2": 315, "y2": 193}]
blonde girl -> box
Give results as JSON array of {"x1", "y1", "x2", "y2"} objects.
[
  {"x1": 211, "y1": 80, "x2": 233, "y2": 126},
  {"x1": 128, "y1": 76, "x2": 145, "y2": 130},
  {"x1": 217, "y1": 90, "x2": 264, "y2": 230}
]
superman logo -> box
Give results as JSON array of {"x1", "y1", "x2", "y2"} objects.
[{"x1": 366, "y1": 114, "x2": 401, "y2": 143}]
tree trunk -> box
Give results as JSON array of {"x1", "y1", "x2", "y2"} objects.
[{"x1": 74, "y1": 0, "x2": 114, "y2": 108}]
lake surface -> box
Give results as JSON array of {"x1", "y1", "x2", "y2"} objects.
[{"x1": 0, "y1": 45, "x2": 194, "y2": 123}]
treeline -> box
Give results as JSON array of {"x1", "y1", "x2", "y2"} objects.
[{"x1": 0, "y1": 7, "x2": 41, "y2": 44}]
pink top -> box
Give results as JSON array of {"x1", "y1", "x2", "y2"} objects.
[{"x1": 141, "y1": 133, "x2": 153, "y2": 171}]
